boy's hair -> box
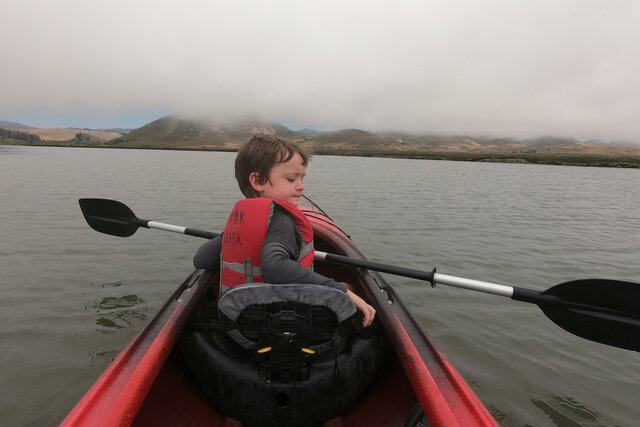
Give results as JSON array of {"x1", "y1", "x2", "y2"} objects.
[{"x1": 235, "y1": 134, "x2": 309, "y2": 198}]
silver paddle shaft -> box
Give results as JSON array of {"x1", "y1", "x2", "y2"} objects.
[{"x1": 434, "y1": 273, "x2": 514, "y2": 298}]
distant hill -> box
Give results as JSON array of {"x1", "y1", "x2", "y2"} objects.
[
  {"x1": 108, "y1": 115, "x2": 311, "y2": 149},
  {"x1": 303, "y1": 130, "x2": 640, "y2": 156},
  {"x1": 304, "y1": 130, "x2": 550, "y2": 153},
  {"x1": 297, "y1": 128, "x2": 326, "y2": 136},
  {"x1": 101, "y1": 128, "x2": 132, "y2": 134},
  {"x1": 609, "y1": 140, "x2": 640, "y2": 149},
  {"x1": 0, "y1": 120, "x2": 129, "y2": 141},
  {"x1": 0, "y1": 120, "x2": 34, "y2": 130},
  {"x1": 15, "y1": 128, "x2": 124, "y2": 141},
  {"x1": 3, "y1": 113, "x2": 639, "y2": 166},
  {"x1": 303, "y1": 129, "x2": 391, "y2": 152},
  {"x1": 100, "y1": 115, "x2": 640, "y2": 163}
]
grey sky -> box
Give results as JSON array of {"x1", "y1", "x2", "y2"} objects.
[{"x1": 2, "y1": 1, "x2": 639, "y2": 141}]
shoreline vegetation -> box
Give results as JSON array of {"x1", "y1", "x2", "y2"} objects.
[
  {"x1": 3, "y1": 140, "x2": 639, "y2": 168},
  {"x1": 2, "y1": 115, "x2": 640, "y2": 168}
]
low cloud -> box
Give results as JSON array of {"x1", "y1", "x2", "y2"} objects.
[{"x1": 2, "y1": 1, "x2": 640, "y2": 141}]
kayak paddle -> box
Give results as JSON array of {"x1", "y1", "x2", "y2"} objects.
[
  {"x1": 315, "y1": 251, "x2": 640, "y2": 352},
  {"x1": 79, "y1": 198, "x2": 640, "y2": 352},
  {"x1": 79, "y1": 198, "x2": 218, "y2": 239}
]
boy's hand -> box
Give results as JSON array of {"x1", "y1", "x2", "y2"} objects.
[{"x1": 346, "y1": 289, "x2": 376, "y2": 327}]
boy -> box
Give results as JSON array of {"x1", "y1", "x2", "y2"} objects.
[{"x1": 194, "y1": 134, "x2": 375, "y2": 326}]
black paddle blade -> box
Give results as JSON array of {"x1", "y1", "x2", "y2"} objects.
[
  {"x1": 540, "y1": 279, "x2": 640, "y2": 352},
  {"x1": 79, "y1": 198, "x2": 139, "y2": 237}
]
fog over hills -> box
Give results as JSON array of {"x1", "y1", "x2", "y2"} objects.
[
  {"x1": 107, "y1": 115, "x2": 309, "y2": 149},
  {"x1": 101, "y1": 115, "x2": 640, "y2": 158},
  {"x1": 2, "y1": 115, "x2": 640, "y2": 167}
]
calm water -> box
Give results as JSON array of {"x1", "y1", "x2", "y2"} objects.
[{"x1": 1, "y1": 146, "x2": 638, "y2": 426}]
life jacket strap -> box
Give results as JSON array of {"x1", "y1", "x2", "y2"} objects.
[
  {"x1": 244, "y1": 258, "x2": 253, "y2": 283},
  {"x1": 221, "y1": 260, "x2": 261, "y2": 279},
  {"x1": 297, "y1": 241, "x2": 314, "y2": 262}
]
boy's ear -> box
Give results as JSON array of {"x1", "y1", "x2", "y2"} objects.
[{"x1": 249, "y1": 172, "x2": 265, "y2": 193}]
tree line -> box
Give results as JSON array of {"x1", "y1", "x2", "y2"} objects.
[{"x1": 0, "y1": 128, "x2": 41, "y2": 143}]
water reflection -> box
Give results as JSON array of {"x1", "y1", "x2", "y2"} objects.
[
  {"x1": 486, "y1": 405, "x2": 529, "y2": 427},
  {"x1": 0, "y1": 146, "x2": 30, "y2": 154},
  {"x1": 90, "y1": 280, "x2": 123, "y2": 288},
  {"x1": 86, "y1": 294, "x2": 147, "y2": 330},
  {"x1": 89, "y1": 349, "x2": 120, "y2": 364},
  {"x1": 531, "y1": 394, "x2": 620, "y2": 426}
]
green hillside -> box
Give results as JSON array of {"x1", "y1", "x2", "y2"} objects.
[
  {"x1": 302, "y1": 129, "x2": 391, "y2": 153},
  {"x1": 108, "y1": 115, "x2": 310, "y2": 149}
]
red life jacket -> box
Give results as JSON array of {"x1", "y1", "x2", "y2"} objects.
[{"x1": 220, "y1": 198, "x2": 315, "y2": 288}]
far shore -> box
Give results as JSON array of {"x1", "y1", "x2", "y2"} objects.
[{"x1": 2, "y1": 141, "x2": 640, "y2": 169}]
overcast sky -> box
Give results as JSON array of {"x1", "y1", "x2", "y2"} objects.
[{"x1": 2, "y1": 1, "x2": 639, "y2": 141}]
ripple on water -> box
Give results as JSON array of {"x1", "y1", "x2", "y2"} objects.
[
  {"x1": 85, "y1": 293, "x2": 148, "y2": 330},
  {"x1": 530, "y1": 393, "x2": 623, "y2": 427}
]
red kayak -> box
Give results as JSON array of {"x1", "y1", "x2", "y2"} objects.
[{"x1": 63, "y1": 198, "x2": 498, "y2": 427}]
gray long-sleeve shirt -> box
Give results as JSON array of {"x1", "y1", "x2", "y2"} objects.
[{"x1": 193, "y1": 204, "x2": 347, "y2": 292}]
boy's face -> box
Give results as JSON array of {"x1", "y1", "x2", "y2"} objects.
[{"x1": 250, "y1": 152, "x2": 306, "y2": 206}]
